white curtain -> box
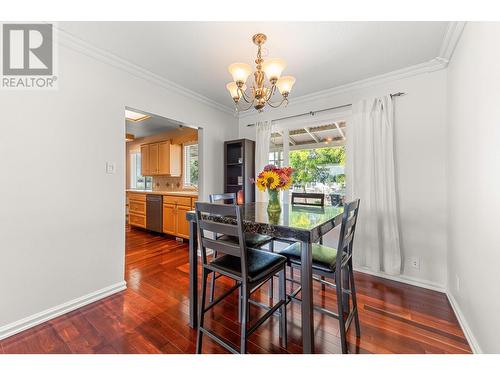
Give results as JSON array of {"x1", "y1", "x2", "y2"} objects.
[
  {"x1": 346, "y1": 95, "x2": 402, "y2": 275},
  {"x1": 255, "y1": 121, "x2": 272, "y2": 202}
]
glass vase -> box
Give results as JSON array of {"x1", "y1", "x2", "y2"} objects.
[{"x1": 267, "y1": 189, "x2": 281, "y2": 213}]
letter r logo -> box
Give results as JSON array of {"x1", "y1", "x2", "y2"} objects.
[{"x1": 2, "y1": 24, "x2": 53, "y2": 75}]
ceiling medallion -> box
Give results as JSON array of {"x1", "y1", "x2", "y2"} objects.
[{"x1": 226, "y1": 33, "x2": 296, "y2": 113}]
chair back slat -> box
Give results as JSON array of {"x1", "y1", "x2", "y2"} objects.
[
  {"x1": 198, "y1": 220, "x2": 239, "y2": 237},
  {"x1": 195, "y1": 202, "x2": 249, "y2": 280},
  {"x1": 345, "y1": 215, "x2": 357, "y2": 232},
  {"x1": 336, "y1": 199, "x2": 361, "y2": 261},
  {"x1": 209, "y1": 193, "x2": 236, "y2": 204},
  {"x1": 291, "y1": 192, "x2": 325, "y2": 207},
  {"x1": 196, "y1": 202, "x2": 239, "y2": 217},
  {"x1": 201, "y1": 237, "x2": 241, "y2": 257}
]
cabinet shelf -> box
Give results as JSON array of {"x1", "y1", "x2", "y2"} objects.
[{"x1": 224, "y1": 139, "x2": 255, "y2": 204}]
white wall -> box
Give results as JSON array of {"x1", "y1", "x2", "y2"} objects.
[
  {"x1": 239, "y1": 69, "x2": 448, "y2": 289},
  {"x1": 447, "y1": 22, "x2": 500, "y2": 353},
  {"x1": 0, "y1": 38, "x2": 237, "y2": 335}
]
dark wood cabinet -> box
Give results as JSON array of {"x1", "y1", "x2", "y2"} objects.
[{"x1": 224, "y1": 139, "x2": 255, "y2": 204}]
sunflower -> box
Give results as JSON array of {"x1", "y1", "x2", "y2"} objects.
[
  {"x1": 256, "y1": 178, "x2": 267, "y2": 192},
  {"x1": 261, "y1": 170, "x2": 280, "y2": 190}
]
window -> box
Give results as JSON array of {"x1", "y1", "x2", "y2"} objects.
[
  {"x1": 289, "y1": 146, "x2": 345, "y2": 206},
  {"x1": 184, "y1": 143, "x2": 198, "y2": 188},
  {"x1": 130, "y1": 152, "x2": 152, "y2": 190},
  {"x1": 269, "y1": 150, "x2": 284, "y2": 167}
]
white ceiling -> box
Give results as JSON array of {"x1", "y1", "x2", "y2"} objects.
[{"x1": 60, "y1": 22, "x2": 449, "y2": 109}]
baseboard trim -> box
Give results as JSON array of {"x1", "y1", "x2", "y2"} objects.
[
  {"x1": 0, "y1": 281, "x2": 127, "y2": 341},
  {"x1": 446, "y1": 291, "x2": 482, "y2": 354},
  {"x1": 354, "y1": 267, "x2": 446, "y2": 293}
]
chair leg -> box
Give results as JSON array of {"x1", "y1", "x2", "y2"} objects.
[
  {"x1": 196, "y1": 269, "x2": 209, "y2": 354},
  {"x1": 349, "y1": 259, "x2": 361, "y2": 337},
  {"x1": 318, "y1": 238, "x2": 326, "y2": 291},
  {"x1": 209, "y1": 251, "x2": 218, "y2": 303},
  {"x1": 240, "y1": 284, "x2": 249, "y2": 354},
  {"x1": 268, "y1": 241, "x2": 274, "y2": 302},
  {"x1": 238, "y1": 286, "x2": 242, "y2": 323},
  {"x1": 209, "y1": 272, "x2": 216, "y2": 303},
  {"x1": 278, "y1": 268, "x2": 287, "y2": 348},
  {"x1": 336, "y1": 268, "x2": 348, "y2": 354}
]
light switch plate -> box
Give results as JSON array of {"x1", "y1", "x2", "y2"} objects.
[{"x1": 106, "y1": 161, "x2": 116, "y2": 174}]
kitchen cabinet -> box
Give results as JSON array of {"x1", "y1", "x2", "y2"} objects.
[
  {"x1": 162, "y1": 203, "x2": 176, "y2": 235},
  {"x1": 128, "y1": 192, "x2": 147, "y2": 229},
  {"x1": 140, "y1": 141, "x2": 181, "y2": 176},
  {"x1": 140, "y1": 144, "x2": 150, "y2": 176},
  {"x1": 149, "y1": 143, "x2": 159, "y2": 175},
  {"x1": 176, "y1": 204, "x2": 191, "y2": 238},
  {"x1": 162, "y1": 195, "x2": 194, "y2": 239},
  {"x1": 127, "y1": 191, "x2": 196, "y2": 238}
]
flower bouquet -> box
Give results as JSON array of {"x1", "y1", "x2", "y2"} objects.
[{"x1": 254, "y1": 165, "x2": 294, "y2": 213}]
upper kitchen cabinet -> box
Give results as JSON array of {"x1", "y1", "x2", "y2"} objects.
[
  {"x1": 140, "y1": 144, "x2": 151, "y2": 176},
  {"x1": 141, "y1": 141, "x2": 181, "y2": 176}
]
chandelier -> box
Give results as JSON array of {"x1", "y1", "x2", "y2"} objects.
[{"x1": 226, "y1": 33, "x2": 296, "y2": 112}]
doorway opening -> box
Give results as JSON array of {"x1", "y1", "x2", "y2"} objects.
[{"x1": 124, "y1": 107, "x2": 200, "y2": 244}]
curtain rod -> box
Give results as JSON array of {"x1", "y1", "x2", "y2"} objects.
[{"x1": 245, "y1": 92, "x2": 406, "y2": 127}]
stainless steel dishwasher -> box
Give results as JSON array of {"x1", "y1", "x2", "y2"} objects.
[{"x1": 146, "y1": 194, "x2": 163, "y2": 233}]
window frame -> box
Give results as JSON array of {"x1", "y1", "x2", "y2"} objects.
[
  {"x1": 130, "y1": 151, "x2": 152, "y2": 190},
  {"x1": 183, "y1": 142, "x2": 199, "y2": 189}
]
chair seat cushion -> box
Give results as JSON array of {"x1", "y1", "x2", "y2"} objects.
[
  {"x1": 278, "y1": 242, "x2": 338, "y2": 273},
  {"x1": 210, "y1": 248, "x2": 286, "y2": 282},
  {"x1": 218, "y1": 233, "x2": 273, "y2": 248}
]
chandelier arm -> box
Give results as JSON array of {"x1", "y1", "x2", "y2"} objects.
[
  {"x1": 265, "y1": 96, "x2": 288, "y2": 108},
  {"x1": 237, "y1": 98, "x2": 256, "y2": 111},
  {"x1": 238, "y1": 87, "x2": 255, "y2": 104},
  {"x1": 263, "y1": 84, "x2": 274, "y2": 102}
]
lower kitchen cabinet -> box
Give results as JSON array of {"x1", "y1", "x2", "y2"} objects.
[
  {"x1": 128, "y1": 192, "x2": 147, "y2": 229},
  {"x1": 162, "y1": 201, "x2": 192, "y2": 239},
  {"x1": 162, "y1": 203, "x2": 176, "y2": 235},
  {"x1": 127, "y1": 191, "x2": 196, "y2": 238},
  {"x1": 176, "y1": 205, "x2": 191, "y2": 239}
]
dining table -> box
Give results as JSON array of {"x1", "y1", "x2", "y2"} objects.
[{"x1": 186, "y1": 202, "x2": 344, "y2": 354}]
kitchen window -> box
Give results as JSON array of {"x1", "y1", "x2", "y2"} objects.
[
  {"x1": 184, "y1": 143, "x2": 198, "y2": 188},
  {"x1": 130, "y1": 152, "x2": 152, "y2": 190}
]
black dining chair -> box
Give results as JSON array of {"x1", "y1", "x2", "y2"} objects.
[
  {"x1": 208, "y1": 193, "x2": 274, "y2": 304},
  {"x1": 195, "y1": 202, "x2": 288, "y2": 354},
  {"x1": 277, "y1": 199, "x2": 361, "y2": 354},
  {"x1": 287, "y1": 192, "x2": 327, "y2": 286}
]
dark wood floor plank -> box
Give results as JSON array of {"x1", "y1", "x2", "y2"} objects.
[{"x1": 0, "y1": 226, "x2": 471, "y2": 354}]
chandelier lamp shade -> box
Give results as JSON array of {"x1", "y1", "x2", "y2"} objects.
[{"x1": 226, "y1": 33, "x2": 296, "y2": 112}]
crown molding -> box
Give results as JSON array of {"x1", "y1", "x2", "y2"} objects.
[
  {"x1": 55, "y1": 26, "x2": 234, "y2": 115},
  {"x1": 238, "y1": 21, "x2": 467, "y2": 120},
  {"x1": 439, "y1": 21, "x2": 467, "y2": 63},
  {"x1": 238, "y1": 57, "x2": 447, "y2": 120},
  {"x1": 54, "y1": 22, "x2": 465, "y2": 120}
]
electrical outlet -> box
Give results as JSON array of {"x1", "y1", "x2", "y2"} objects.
[
  {"x1": 410, "y1": 256, "x2": 420, "y2": 270},
  {"x1": 456, "y1": 275, "x2": 460, "y2": 292}
]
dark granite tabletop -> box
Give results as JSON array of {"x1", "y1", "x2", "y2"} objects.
[{"x1": 186, "y1": 202, "x2": 343, "y2": 242}]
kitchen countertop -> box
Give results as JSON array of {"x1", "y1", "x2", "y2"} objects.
[{"x1": 126, "y1": 189, "x2": 198, "y2": 197}]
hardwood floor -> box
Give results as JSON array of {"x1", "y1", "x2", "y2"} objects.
[{"x1": 0, "y1": 226, "x2": 471, "y2": 354}]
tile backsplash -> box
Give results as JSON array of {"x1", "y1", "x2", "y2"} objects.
[{"x1": 152, "y1": 175, "x2": 196, "y2": 192}]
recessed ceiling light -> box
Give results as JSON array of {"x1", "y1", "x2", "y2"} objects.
[{"x1": 125, "y1": 109, "x2": 151, "y2": 122}]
